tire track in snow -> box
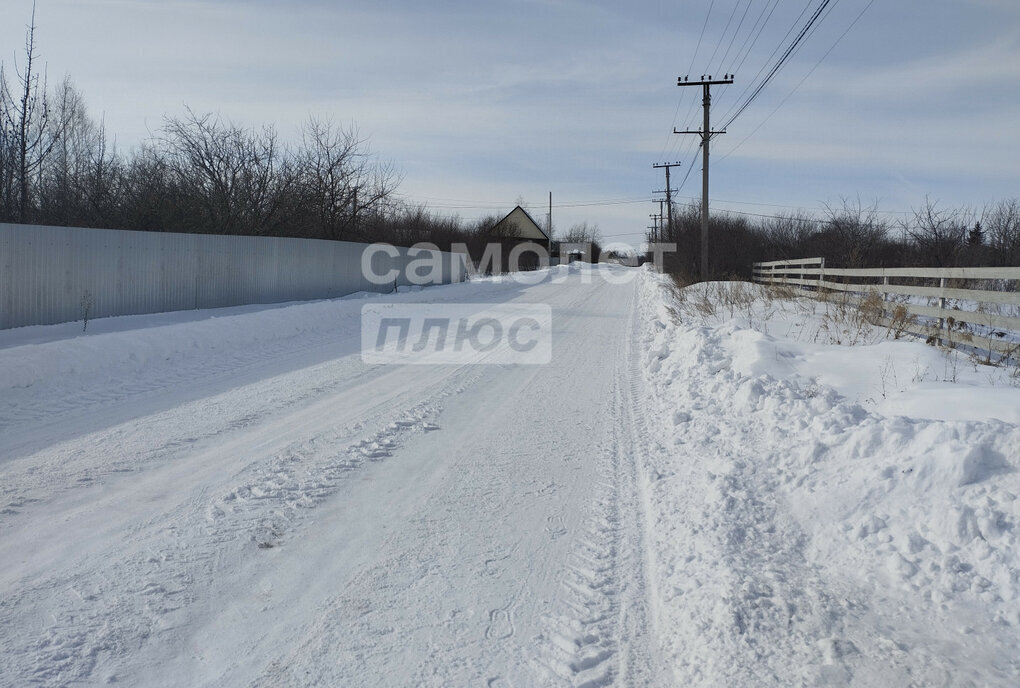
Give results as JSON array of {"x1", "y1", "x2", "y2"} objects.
[
  {"x1": 533, "y1": 289, "x2": 667, "y2": 687},
  {"x1": 0, "y1": 364, "x2": 485, "y2": 687},
  {"x1": 204, "y1": 391, "x2": 453, "y2": 550},
  {"x1": 2, "y1": 267, "x2": 652, "y2": 685},
  {"x1": 0, "y1": 357, "x2": 367, "y2": 521}
]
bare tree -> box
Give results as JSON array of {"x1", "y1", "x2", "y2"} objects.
[
  {"x1": 488, "y1": 218, "x2": 521, "y2": 239},
  {"x1": 0, "y1": 63, "x2": 14, "y2": 220},
  {"x1": 1, "y1": 4, "x2": 60, "y2": 223},
  {"x1": 821, "y1": 197, "x2": 889, "y2": 267},
  {"x1": 116, "y1": 143, "x2": 176, "y2": 231},
  {"x1": 902, "y1": 197, "x2": 970, "y2": 267},
  {"x1": 982, "y1": 199, "x2": 1020, "y2": 266},
  {"x1": 39, "y1": 77, "x2": 122, "y2": 227},
  {"x1": 293, "y1": 117, "x2": 400, "y2": 240},
  {"x1": 471, "y1": 214, "x2": 501, "y2": 235},
  {"x1": 295, "y1": 117, "x2": 362, "y2": 240},
  {"x1": 561, "y1": 221, "x2": 601, "y2": 244},
  {"x1": 559, "y1": 221, "x2": 603, "y2": 263},
  {"x1": 759, "y1": 212, "x2": 817, "y2": 261},
  {"x1": 160, "y1": 109, "x2": 289, "y2": 235}
]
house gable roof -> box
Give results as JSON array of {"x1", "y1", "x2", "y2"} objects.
[{"x1": 492, "y1": 205, "x2": 550, "y2": 242}]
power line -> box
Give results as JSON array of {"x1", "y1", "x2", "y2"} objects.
[
  {"x1": 715, "y1": 0, "x2": 815, "y2": 126},
  {"x1": 674, "y1": 193, "x2": 911, "y2": 215},
  {"x1": 705, "y1": 0, "x2": 744, "y2": 75},
  {"x1": 718, "y1": 0, "x2": 875, "y2": 161},
  {"x1": 720, "y1": 0, "x2": 839, "y2": 132},
  {"x1": 715, "y1": 0, "x2": 754, "y2": 77},
  {"x1": 391, "y1": 192, "x2": 654, "y2": 210},
  {"x1": 673, "y1": 153, "x2": 701, "y2": 195},
  {"x1": 663, "y1": 197, "x2": 915, "y2": 222},
  {"x1": 669, "y1": 1, "x2": 732, "y2": 162},
  {"x1": 725, "y1": 0, "x2": 781, "y2": 80},
  {"x1": 661, "y1": 0, "x2": 716, "y2": 161},
  {"x1": 556, "y1": 198, "x2": 654, "y2": 208}
]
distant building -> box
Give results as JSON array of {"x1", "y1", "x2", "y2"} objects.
[{"x1": 492, "y1": 206, "x2": 551, "y2": 250}]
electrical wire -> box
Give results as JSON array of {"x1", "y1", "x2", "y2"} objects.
[
  {"x1": 391, "y1": 192, "x2": 655, "y2": 211},
  {"x1": 705, "y1": 0, "x2": 744, "y2": 76},
  {"x1": 714, "y1": 0, "x2": 815, "y2": 126},
  {"x1": 725, "y1": 0, "x2": 781, "y2": 81},
  {"x1": 715, "y1": 0, "x2": 754, "y2": 77},
  {"x1": 670, "y1": 149, "x2": 702, "y2": 197},
  {"x1": 719, "y1": 0, "x2": 839, "y2": 132},
  {"x1": 718, "y1": 0, "x2": 875, "y2": 161},
  {"x1": 660, "y1": 0, "x2": 715, "y2": 161}
]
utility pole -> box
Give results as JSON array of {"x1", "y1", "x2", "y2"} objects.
[
  {"x1": 675, "y1": 75, "x2": 733, "y2": 279},
  {"x1": 658, "y1": 199, "x2": 665, "y2": 241},
  {"x1": 647, "y1": 215, "x2": 660, "y2": 243},
  {"x1": 652, "y1": 162, "x2": 681, "y2": 240},
  {"x1": 649, "y1": 209, "x2": 664, "y2": 242},
  {"x1": 547, "y1": 191, "x2": 553, "y2": 241}
]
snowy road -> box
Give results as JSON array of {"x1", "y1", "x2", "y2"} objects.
[
  {"x1": 4, "y1": 267, "x2": 1019, "y2": 687},
  {"x1": 0, "y1": 267, "x2": 668, "y2": 687}
]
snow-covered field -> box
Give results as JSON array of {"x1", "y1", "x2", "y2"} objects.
[{"x1": 1, "y1": 265, "x2": 1017, "y2": 686}]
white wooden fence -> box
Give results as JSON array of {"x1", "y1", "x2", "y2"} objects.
[{"x1": 752, "y1": 257, "x2": 1020, "y2": 357}]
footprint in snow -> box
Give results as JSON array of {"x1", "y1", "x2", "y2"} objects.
[{"x1": 484, "y1": 605, "x2": 515, "y2": 641}]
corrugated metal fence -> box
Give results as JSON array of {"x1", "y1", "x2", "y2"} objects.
[{"x1": 0, "y1": 223, "x2": 468, "y2": 329}]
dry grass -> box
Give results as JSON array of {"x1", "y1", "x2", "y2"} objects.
[
  {"x1": 664, "y1": 276, "x2": 1019, "y2": 374},
  {"x1": 813, "y1": 291, "x2": 884, "y2": 346},
  {"x1": 665, "y1": 278, "x2": 762, "y2": 326},
  {"x1": 661, "y1": 273, "x2": 1020, "y2": 384},
  {"x1": 888, "y1": 303, "x2": 918, "y2": 340}
]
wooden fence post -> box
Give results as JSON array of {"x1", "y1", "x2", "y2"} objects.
[
  {"x1": 748, "y1": 258, "x2": 1020, "y2": 360},
  {"x1": 883, "y1": 274, "x2": 890, "y2": 321},
  {"x1": 938, "y1": 276, "x2": 947, "y2": 347}
]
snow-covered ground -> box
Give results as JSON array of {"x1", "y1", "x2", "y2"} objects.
[
  {"x1": 638, "y1": 277, "x2": 1020, "y2": 685},
  {"x1": 1, "y1": 266, "x2": 1017, "y2": 686}
]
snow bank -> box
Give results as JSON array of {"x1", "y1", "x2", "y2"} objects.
[
  {"x1": 0, "y1": 299, "x2": 357, "y2": 388},
  {"x1": 0, "y1": 279, "x2": 508, "y2": 428},
  {"x1": 0, "y1": 262, "x2": 589, "y2": 404},
  {"x1": 636, "y1": 271, "x2": 1020, "y2": 685}
]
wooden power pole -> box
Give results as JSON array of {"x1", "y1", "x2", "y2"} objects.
[
  {"x1": 674, "y1": 75, "x2": 733, "y2": 279},
  {"x1": 648, "y1": 213, "x2": 661, "y2": 242},
  {"x1": 547, "y1": 191, "x2": 552, "y2": 240},
  {"x1": 652, "y1": 161, "x2": 681, "y2": 241}
]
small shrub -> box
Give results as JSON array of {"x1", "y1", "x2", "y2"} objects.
[
  {"x1": 859, "y1": 290, "x2": 884, "y2": 324},
  {"x1": 80, "y1": 290, "x2": 94, "y2": 333},
  {"x1": 768, "y1": 284, "x2": 797, "y2": 300},
  {"x1": 889, "y1": 304, "x2": 917, "y2": 339}
]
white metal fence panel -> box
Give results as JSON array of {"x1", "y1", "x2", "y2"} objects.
[{"x1": 0, "y1": 223, "x2": 468, "y2": 329}]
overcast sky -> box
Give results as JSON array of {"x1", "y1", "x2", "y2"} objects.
[{"x1": 3, "y1": 0, "x2": 1019, "y2": 249}]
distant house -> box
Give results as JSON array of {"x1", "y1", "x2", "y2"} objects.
[
  {"x1": 492, "y1": 206, "x2": 551, "y2": 250},
  {"x1": 602, "y1": 251, "x2": 640, "y2": 267}
]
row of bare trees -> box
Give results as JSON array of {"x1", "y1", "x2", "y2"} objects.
[
  {"x1": 0, "y1": 5, "x2": 57, "y2": 225},
  {"x1": 0, "y1": 15, "x2": 402, "y2": 241},
  {"x1": 7, "y1": 13, "x2": 1016, "y2": 271},
  {"x1": 651, "y1": 197, "x2": 1020, "y2": 280},
  {"x1": 0, "y1": 14, "x2": 593, "y2": 265},
  {"x1": 1, "y1": 92, "x2": 399, "y2": 240}
]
